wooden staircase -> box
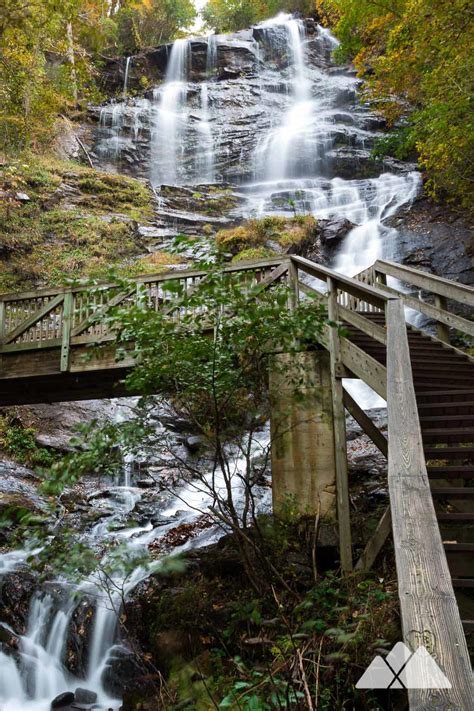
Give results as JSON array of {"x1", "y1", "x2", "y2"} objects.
[
  {"x1": 1, "y1": 254, "x2": 473, "y2": 704},
  {"x1": 346, "y1": 308, "x2": 474, "y2": 645}
]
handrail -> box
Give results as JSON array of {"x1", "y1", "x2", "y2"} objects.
[
  {"x1": 290, "y1": 255, "x2": 396, "y2": 309},
  {"x1": 375, "y1": 259, "x2": 474, "y2": 307},
  {"x1": 0, "y1": 257, "x2": 287, "y2": 303},
  {"x1": 386, "y1": 299, "x2": 473, "y2": 707}
]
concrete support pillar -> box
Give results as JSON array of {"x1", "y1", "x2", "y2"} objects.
[{"x1": 269, "y1": 350, "x2": 337, "y2": 519}]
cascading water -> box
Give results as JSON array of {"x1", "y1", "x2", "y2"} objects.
[
  {"x1": 197, "y1": 83, "x2": 215, "y2": 182},
  {"x1": 0, "y1": 408, "x2": 271, "y2": 711},
  {"x1": 151, "y1": 39, "x2": 190, "y2": 185},
  {"x1": 123, "y1": 57, "x2": 132, "y2": 98}
]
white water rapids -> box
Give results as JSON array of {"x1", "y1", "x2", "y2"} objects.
[{"x1": 1, "y1": 13, "x2": 422, "y2": 709}]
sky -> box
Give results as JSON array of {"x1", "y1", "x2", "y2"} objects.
[{"x1": 191, "y1": 0, "x2": 207, "y2": 32}]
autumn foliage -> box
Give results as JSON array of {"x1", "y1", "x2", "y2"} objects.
[{"x1": 316, "y1": 0, "x2": 473, "y2": 213}]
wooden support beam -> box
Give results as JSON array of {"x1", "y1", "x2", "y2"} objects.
[
  {"x1": 386, "y1": 298, "x2": 473, "y2": 708},
  {"x1": 339, "y1": 338, "x2": 387, "y2": 399},
  {"x1": 327, "y1": 276, "x2": 352, "y2": 573},
  {"x1": 60, "y1": 292, "x2": 73, "y2": 372},
  {"x1": 342, "y1": 388, "x2": 388, "y2": 457},
  {"x1": 355, "y1": 506, "x2": 391, "y2": 571}
]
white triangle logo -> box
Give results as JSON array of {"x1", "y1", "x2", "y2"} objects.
[
  {"x1": 356, "y1": 642, "x2": 452, "y2": 689},
  {"x1": 399, "y1": 646, "x2": 452, "y2": 689}
]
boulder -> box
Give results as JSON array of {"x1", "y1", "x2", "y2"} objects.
[
  {"x1": 319, "y1": 218, "x2": 355, "y2": 246},
  {"x1": 51, "y1": 692, "x2": 75, "y2": 709},
  {"x1": 74, "y1": 688, "x2": 98, "y2": 704},
  {"x1": 216, "y1": 41, "x2": 258, "y2": 79}
]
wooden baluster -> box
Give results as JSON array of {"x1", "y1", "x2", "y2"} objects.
[
  {"x1": 61, "y1": 292, "x2": 73, "y2": 372},
  {"x1": 327, "y1": 276, "x2": 353, "y2": 572},
  {"x1": 434, "y1": 294, "x2": 450, "y2": 343}
]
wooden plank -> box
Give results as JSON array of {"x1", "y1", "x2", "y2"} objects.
[
  {"x1": 339, "y1": 338, "x2": 387, "y2": 399},
  {"x1": 434, "y1": 294, "x2": 450, "y2": 343},
  {"x1": 355, "y1": 506, "x2": 391, "y2": 571},
  {"x1": 376, "y1": 281, "x2": 474, "y2": 338},
  {"x1": 337, "y1": 304, "x2": 387, "y2": 345},
  {"x1": 60, "y1": 292, "x2": 73, "y2": 372},
  {"x1": 327, "y1": 277, "x2": 352, "y2": 572},
  {"x1": 2, "y1": 293, "x2": 64, "y2": 344},
  {"x1": 386, "y1": 298, "x2": 473, "y2": 709},
  {"x1": 342, "y1": 388, "x2": 388, "y2": 457},
  {"x1": 0, "y1": 339, "x2": 62, "y2": 354},
  {"x1": 375, "y1": 259, "x2": 474, "y2": 307},
  {"x1": 291, "y1": 255, "x2": 393, "y2": 310}
]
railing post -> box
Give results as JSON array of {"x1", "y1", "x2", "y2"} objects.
[
  {"x1": 327, "y1": 276, "x2": 352, "y2": 572},
  {"x1": 288, "y1": 258, "x2": 299, "y2": 311},
  {"x1": 386, "y1": 298, "x2": 473, "y2": 707},
  {"x1": 0, "y1": 300, "x2": 5, "y2": 372},
  {"x1": 60, "y1": 291, "x2": 73, "y2": 372},
  {"x1": 434, "y1": 294, "x2": 450, "y2": 343}
]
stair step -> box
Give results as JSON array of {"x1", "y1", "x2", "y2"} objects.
[
  {"x1": 427, "y1": 466, "x2": 474, "y2": 479},
  {"x1": 432, "y1": 488, "x2": 474, "y2": 498},
  {"x1": 444, "y1": 542, "x2": 474, "y2": 551},
  {"x1": 418, "y1": 401, "x2": 474, "y2": 415},
  {"x1": 417, "y1": 390, "x2": 474, "y2": 402},
  {"x1": 452, "y1": 578, "x2": 474, "y2": 588},
  {"x1": 423, "y1": 427, "x2": 474, "y2": 443},
  {"x1": 425, "y1": 447, "x2": 474, "y2": 460},
  {"x1": 421, "y1": 414, "x2": 474, "y2": 424},
  {"x1": 461, "y1": 620, "x2": 474, "y2": 632},
  {"x1": 437, "y1": 513, "x2": 474, "y2": 522}
]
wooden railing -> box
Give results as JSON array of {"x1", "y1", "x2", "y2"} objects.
[
  {"x1": 0, "y1": 258, "x2": 286, "y2": 367},
  {"x1": 355, "y1": 259, "x2": 474, "y2": 344},
  {"x1": 0, "y1": 256, "x2": 473, "y2": 704}
]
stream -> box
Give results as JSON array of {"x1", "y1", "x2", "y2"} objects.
[{"x1": 0, "y1": 13, "x2": 421, "y2": 710}]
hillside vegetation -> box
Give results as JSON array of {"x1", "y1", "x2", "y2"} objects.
[{"x1": 316, "y1": 0, "x2": 473, "y2": 215}]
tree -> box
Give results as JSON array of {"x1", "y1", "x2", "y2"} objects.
[
  {"x1": 202, "y1": 0, "x2": 314, "y2": 33},
  {"x1": 114, "y1": 0, "x2": 197, "y2": 53},
  {"x1": 40, "y1": 262, "x2": 328, "y2": 591}
]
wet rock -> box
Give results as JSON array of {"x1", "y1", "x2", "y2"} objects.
[
  {"x1": 0, "y1": 570, "x2": 37, "y2": 639},
  {"x1": 51, "y1": 692, "x2": 75, "y2": 709},
  {"x1": 5, "y1": 400, "x2": 123, "y2": 454},
  {"x1": 74, "y1": 688, "x2": 98, "y2": 704},
  {"x1": 217, "y1": 41, "x2": 258, "y2": 78},
  {"x1": 184, "y1": 435, "x2": 207, "y2": 454},
  {"x1": 388, "y1": 196, "x2": 473, "y2": 289},
  {"x1": 319, "y1": 218, "x2": 355, "y2": 246},
  {"x1": 136, "y1": 478, "x2": 155, "y2": 489}
]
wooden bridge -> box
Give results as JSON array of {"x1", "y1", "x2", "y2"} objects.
[{"x1": 1, "y1": 256, "x2": 473, "y2": 706}]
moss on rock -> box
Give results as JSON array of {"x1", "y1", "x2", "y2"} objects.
[
  {"x1": 216, "y1": 215, "x2": 318, "y2": 256},
  {"x1": 0, "y1": 155, "x2": 154, "y2": 291}
]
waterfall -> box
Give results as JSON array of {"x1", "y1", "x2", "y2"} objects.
[
  {"x1": 198, "y1": 83, "x2": 215, "y2": 182},
  {"x1": 206, "y1": 34, "x2": 218, "y2": 75},
  {"x1": 123, "y1": 57, "x2": 132, "y2": 98},
  {"x1": 255, "y1": 15, "x2": 315, "y2": 181},
  {"x1": 151, "y1": 39, "x2": 190, "y2": 185}
]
